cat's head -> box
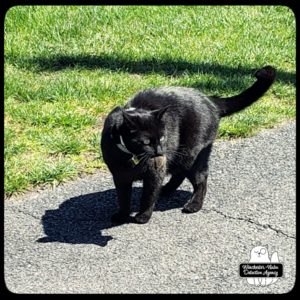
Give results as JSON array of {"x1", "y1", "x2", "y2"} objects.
[
  {"x1": 113, "y1": 106, "x2": 169, "y2": 158},
  {"x1": 250, "y1": 245, "x2": 269, "y2": 262}
]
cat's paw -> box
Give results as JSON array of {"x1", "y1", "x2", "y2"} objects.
[
  {"x1": 255, "y1": 66, "x2": 276, "y2": 82},
  {"x1": 111, "y1": 212, "x2": 129, "y2": 225},
  {"x1": 182, "y1": 201, "x2": 202, "y2": 213},
  {"x1": 134, "y1": 213, "x2": 151, "y2": 224}
]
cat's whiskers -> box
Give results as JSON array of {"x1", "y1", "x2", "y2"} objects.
[
  {"x1": 165, "y1": 149, "x2": 192, "y2": 168},
  {"x1": 165, "y1": 149, "x2": 189, "y2": 159},
  {"x1": 136, "y1": 152, "x2": 151, "y2": 168}
]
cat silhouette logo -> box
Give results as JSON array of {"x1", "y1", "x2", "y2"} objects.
[{"x1": 240, "y1": 245, "x2": 283, "y2": 287}]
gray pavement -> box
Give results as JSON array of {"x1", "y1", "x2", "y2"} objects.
[{"x1": 4, "y1": 121, "x2": 296, "y2": 293}]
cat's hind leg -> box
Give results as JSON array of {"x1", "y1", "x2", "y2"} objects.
[
  {"x1": 160, "y1": 173, "x2": 186, "y2": 197},
  {"x1": 183, "y1": 144, "x2": 212, "y2": 213}
]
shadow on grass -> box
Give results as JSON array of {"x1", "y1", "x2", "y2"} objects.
[
  {"x1": 18, "y1": 54, "x2": 295, "y2": 86},
  {"x1": 37, "y1": 187, "x2": 191, "y2": 247}
]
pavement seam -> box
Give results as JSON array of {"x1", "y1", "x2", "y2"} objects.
[
  {"x1": 203, "y1": 208, "x2": 296, "y2": 240},
  {"x1": 8, "y1": 206, "x2": 295, "y2": 240},
  {"x1": 7, "y1": 207, "x2": 40, "y2": 221}
]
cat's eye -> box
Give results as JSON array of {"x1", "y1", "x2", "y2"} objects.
[
  {"x1": 160, "y1": 136, "x2": 165, "y2": 142},
  {"x1": 143, "y1": 138, "x2": 150, "y2": 145}
]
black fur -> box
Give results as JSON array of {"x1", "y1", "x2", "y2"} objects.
[{"x1": 101, "y1": 66, "x2": 276, "y2": 224}]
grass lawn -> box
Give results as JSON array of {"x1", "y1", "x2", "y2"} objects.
[{"x1": 4, "y1": 6, "x2": 296, "y2": 196}]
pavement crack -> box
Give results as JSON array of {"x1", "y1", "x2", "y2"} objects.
[
  {"x1": 8, "y1": 207, "x2": 40, "y2": 221},
  {"x1": 203, "y1": 208, "x2": 295, "y2": 239}
]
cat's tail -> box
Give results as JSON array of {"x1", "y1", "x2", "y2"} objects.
[{"x1": 210, "y1": 66, "x2": 276, "y2": 117}]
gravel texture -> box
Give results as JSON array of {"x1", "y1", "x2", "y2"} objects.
[{"x1": 4, "y1": 121, "x2": 296, "y2": 294}]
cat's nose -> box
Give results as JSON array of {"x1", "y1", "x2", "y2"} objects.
[{"x1": 155, "y1": 145, "x2": 164, "y2": 156}]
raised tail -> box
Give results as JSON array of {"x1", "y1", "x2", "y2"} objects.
[{"x1": 210, "y1": 66, "x2": 276, "y2": 117}]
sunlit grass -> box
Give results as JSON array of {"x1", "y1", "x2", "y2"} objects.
[{"x1": 4, "y1": 6, "x2": 295, "y2": 195}]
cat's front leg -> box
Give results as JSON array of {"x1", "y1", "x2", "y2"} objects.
[
  {"x1": 111, "y1": 176, "x2": 133, "y2": 224},
  {"x1": 134, "y1": 175, "x2": 163, "y2": 224},
  {"x1": 134, "y1": 161, "x2": 166, "y2": 224}
]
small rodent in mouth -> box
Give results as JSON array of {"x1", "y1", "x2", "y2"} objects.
[{"x1": 150, "y1": 155, "x2": 166, "y2": 170}]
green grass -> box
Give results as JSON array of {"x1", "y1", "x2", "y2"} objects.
[{"x1": 4, "y1": 6, "x2": 296, "y2": 196}]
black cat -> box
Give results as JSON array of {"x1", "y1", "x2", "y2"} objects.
[{"x1": 101, "y1": 66, "x2": 276, "y2": 224}]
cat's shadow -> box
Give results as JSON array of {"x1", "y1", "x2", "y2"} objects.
[{"x1": 37, "y1": 188, "x2": 191, "y2": 247}]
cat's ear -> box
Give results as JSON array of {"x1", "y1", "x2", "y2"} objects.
[
  {"x1": 152, "y1": 105, "x2": 170, "y2": 120},
  {"x1": 121, "y1": 109, "x2": 136, "y2": 129}
]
